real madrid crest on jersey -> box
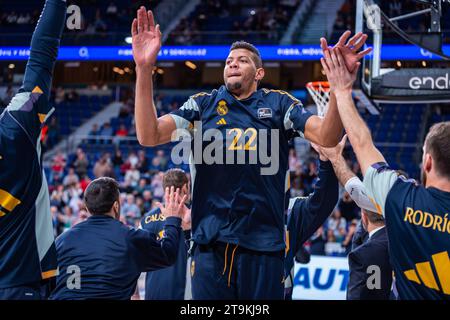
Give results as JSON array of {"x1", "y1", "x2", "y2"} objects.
[{"x1": 216, "y1": 100, "x2": 229, "y2": 116}]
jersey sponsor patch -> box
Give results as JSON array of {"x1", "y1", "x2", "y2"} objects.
[{"x1": 257, "y1": 108, "x2": 272, "y2": 119}]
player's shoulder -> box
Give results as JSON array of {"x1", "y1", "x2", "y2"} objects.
[
  {"x1": 261, "y1": 88, "x2": 302, "y2": 105},
  {"x1": 189, "y1": 88, "x2": 219, "y2": 104},
  {"x1": 141, "y1": 207, "x2": 166, "y2": 228}
]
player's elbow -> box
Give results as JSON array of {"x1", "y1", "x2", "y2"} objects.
[{"x1": 137, "y1": 132, "x2": 158, "y2": 147}]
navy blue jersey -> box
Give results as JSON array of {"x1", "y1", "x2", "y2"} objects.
[
  {"x1": 50, "y1": 215, "x2": 182, "y2": 300},
  {"x1": 0, "y1": 0, "x2": 66, "y2": 289},
  {"x1": 284, "y1": 160, "x2": 339, "y2": 292},
  {"x1": 170, "y1": 86, "x2": 313, "y2": 252},
  {"x1": 364, "y1": 163, "x2": 450, "y2": 300},
  {"x1": 140, "y1": 208, "x2": 189, "y2": 300}
]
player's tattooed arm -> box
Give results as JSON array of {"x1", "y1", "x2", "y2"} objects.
[
  {"x1": 132, "y1": 6, "x2": 177, "y2": 146},
  {"x1": 320, "y1": 48, "x2": 385, "y2": 175}
]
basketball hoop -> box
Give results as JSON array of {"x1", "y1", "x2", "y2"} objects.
[{"x1": 306, "y1": 81, "x2": 330, "y2": 118}]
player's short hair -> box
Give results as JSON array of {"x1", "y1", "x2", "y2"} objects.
[
  {"x1": 363, "y1": 209, "x2": 385, "y2": 225},
  {"x1": 230, "y1": 41, "x2": 263, "y2": 68},
  {"x1": 163, "y1": 168, "x2": 189, "y2": 190},
  {"x1": 424, "y1": 121, "x2": 450, "y2": 179},
  {"x1": 84, "y1": 177, "x2": 120, "y2": 215}
]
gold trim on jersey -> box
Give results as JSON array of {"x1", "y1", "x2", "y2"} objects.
[
  {"x1": 0, "y1": 189, "x2": 21, "y2": 215},
  {"x1": 262, "y1": 88, "x2": 300, "y2": 104}
]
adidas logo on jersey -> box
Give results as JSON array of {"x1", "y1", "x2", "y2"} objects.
[
  {"x1": 403, "y1": 250, "x2": 450, "y2": 295},
  {"x1": 216, "y1": 118, "x2": 227, "y2": 125}
]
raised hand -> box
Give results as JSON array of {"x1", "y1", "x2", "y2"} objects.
[
  {"x1": 131, "y1": 6, "x2": 162, "y2": 68},
  {"x1": 321, "y1": 30, "x2": 372, "y2": 73},
  {"x1": 157, "y1": 186, "x2": 187, "y2": 219},
  {"x1": 321, "y1": 48, "x2": 360, "y2": 93},
  {"x1": 312, "y1": 134, "x2": 348, "y2": 163}
]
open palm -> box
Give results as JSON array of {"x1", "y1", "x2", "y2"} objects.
[
  {"x1": 321, "y1": 31, "x2": 372, "y2": 72},
  {"x1": 132, "y1": 7, "x2": 161, "y2": 68}
]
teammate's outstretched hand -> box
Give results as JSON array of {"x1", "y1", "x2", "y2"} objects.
[
  {"x1": 320, "y1": 30, "x2": 372, "y2": 73},
  {"x1": 157, "y1": 186, "x2": 187, "y2": 219},
  {"x1": 312, "y1": 134, "x2": 348, "y2": 163},
  {"x1": 132, "y1": 6, "x2": 162, "y2": 68},
  {"x1": 321, "y1": 48, "x2": 359, "y2": 93}
]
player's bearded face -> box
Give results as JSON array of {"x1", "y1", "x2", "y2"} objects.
[{"x1": 224, "y1": 49, "x2": 257, "y2": 93}]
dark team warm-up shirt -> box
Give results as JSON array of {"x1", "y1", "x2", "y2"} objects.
[
  {"x1": 284, "y1": 160, "x2": 339, "y2": 295},
  {"x1": 50, "y1": 215, "x2": 182, "y2": 300},
  {"x1": 140, "y1": 208, "x2": 190, "y2": 300},
  {"x1": 0, "y1": 0, "x2": 66, "y2": 288},
  {"x1": 170, "y1": 86, "x2": 314, "y2": 252},
  {"x1": 364, "y1": 163, "x2": 450, "y2": 300}
]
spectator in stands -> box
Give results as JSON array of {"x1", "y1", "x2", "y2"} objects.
[
  {"x1": 327, "y1": 209, "x2": 347, "y2": 243},
  {"x1": 47, "y1": 117, "x2": 60, "y2": 148},
  {"x1": 112, "y1": 149, "x2": 124, "y2": 169},
  {"x1": 121, "y1": 194, "x2": 141, "y2": 218},
  {"x1": 74, "y1": 209, "x2": 90, "y2": 226},
  {"x1": 135, "y1": 178, "x2": 151, "y2": 197},
  {"x1": 142, "y1": 190, "x2": 153, "y2": 213},
  {"x1": 100, "y1": 122, "x2": 114, "y2": 137},
  {"x1": 88, "y1": 123, "x2": 100, "y2": 144},
  {"x1": 79, "y1": 175, "x2": 91, "y2": 193},
  {"x1": 342, "y1": 219, "x2": 359, "y2": 255},
  {"x1": 54, "y1": 86, "x2": 65, "y2": 105},
  {"x1": 93, "y1": 153, "x2": 114, "y2": 178},
  {"x1": 309, "y1": 226, "x2": 327, "y2": 256},
  {"x1": 137, "y1": 150, "x2": 149, "y2": 173},
  {"x1": 337, "y1": 191, "x2": 360, "y2": 222},
  {"x1": 51, "y1": 206, "x2": 63, "y2": 237},
  {"x1": 74, "y1": 148, "x2": 89, "y2": 178},
  {"x1": 106, "y1": 2, "x2": 118, "y2": 18},
  {"x1": 51, "y1": 151, "x2": 67, "y2": 184},
  {"x1": 116, "y1": 124, "x2": 128, "y2": 137},
  {"x1": 60, "y1": 206, "x2": 77, "y2": 233},
  {"x1": 50, "y1": 184, "x2": 65, "y2": 207},
  {"x1": 124, "y1": 164, "x2": 141, "y2": 189},
  {"x1": 151, "y1": 172, "x2": 165, "y2": 202},
  {"x1": 63, "y1": 167, "x2": 80, "y2": 187},
  {"x1": 65, "y1": 89, "x2": 79, "y2": 102}
]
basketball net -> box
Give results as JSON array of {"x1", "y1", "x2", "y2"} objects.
[{"x1": 306, "y1": 81, "x2": 330, "y2": 118}]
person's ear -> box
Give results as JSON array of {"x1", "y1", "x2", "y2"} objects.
[
  {"x1": 424, "y1": 153, "x2": 432, "y2": 173},
  {"x1": 255, "y1": 68, "x2": 265, "y2": 82},
  {"x1": 182, "y1": 183, "x2": 188, "y2": 195}
]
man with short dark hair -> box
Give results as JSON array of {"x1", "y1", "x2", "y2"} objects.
[
  {"x1": 131, "y1": 3, "x2": 371, "y2": 299},
  {"x1": 321, "y1": 46, "x2": 450, "y2": 300},
  {"x1": 346, "y1": 209, "x2": 392, "y2": 300},
  {"x1": 140, "y1": 169, "x2": 191, "y2": 300},
  {"x1": 50, "y1": 177, "x2": 185, "y2": 300}
]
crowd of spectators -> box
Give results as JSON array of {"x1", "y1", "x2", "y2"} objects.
[
  {"x1": 0, "y1": 1, "x2": 162, "y2": 45},
  {"x1": 168, "y1": 0, "x2": 300, "y2": 45}
]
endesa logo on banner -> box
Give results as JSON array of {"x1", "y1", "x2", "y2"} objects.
[{"x1": 292, "y1": 255, "x2": 349, "y2": 300}]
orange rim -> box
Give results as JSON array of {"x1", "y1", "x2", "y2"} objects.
[{"x1": 306, "y1": 81, "x2": 330, "y2": 92}]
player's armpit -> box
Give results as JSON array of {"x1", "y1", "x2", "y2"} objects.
[
  {"x1": 363, "y1": 164, "x2": 399, "y2": 217},
  {"x1": 139, "y1": 115, "x2": 177, "y2": 146}
]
